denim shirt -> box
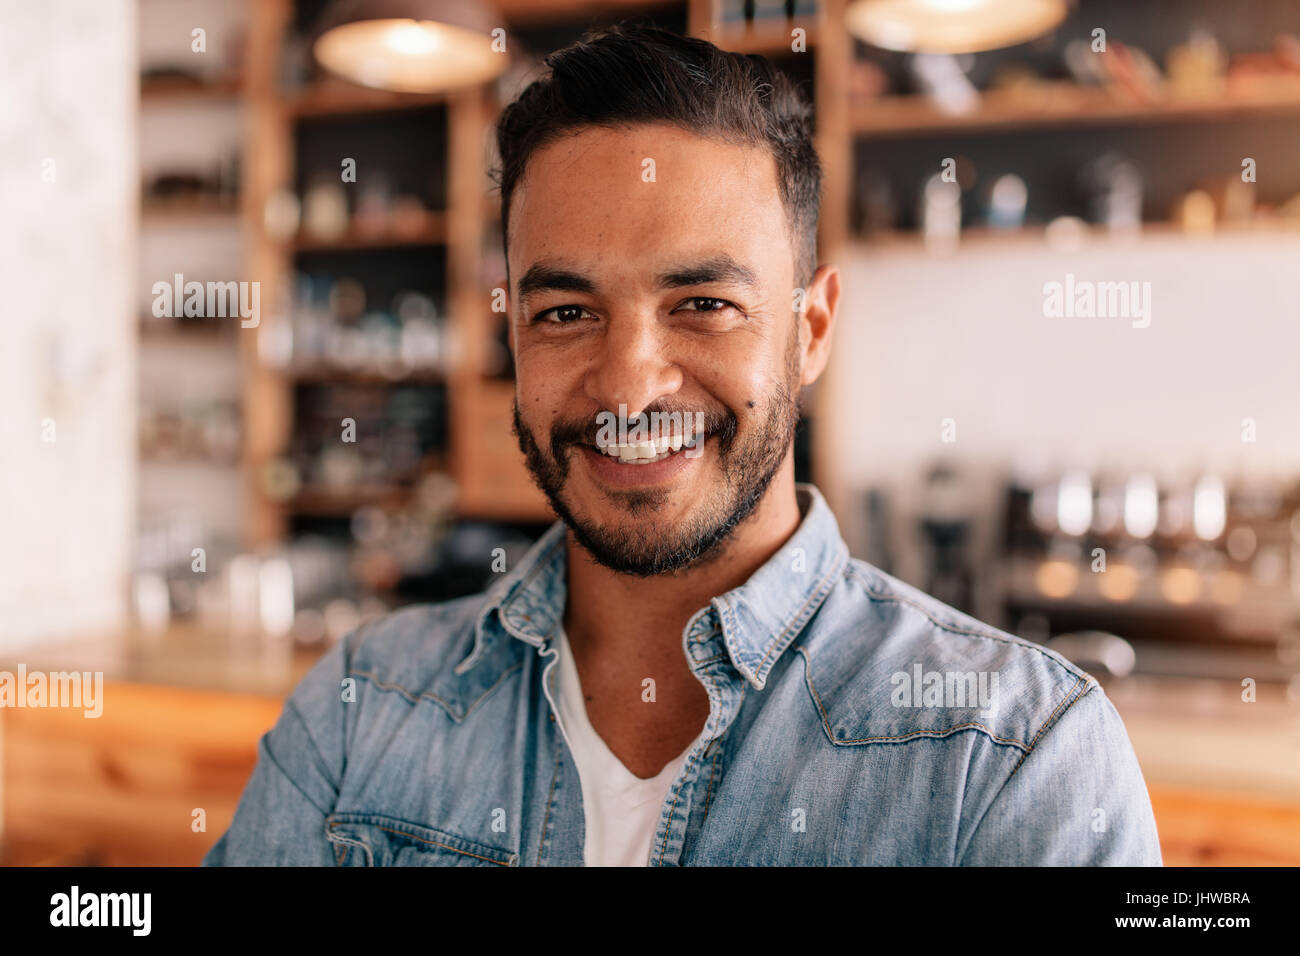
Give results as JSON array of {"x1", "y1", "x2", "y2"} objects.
[{"x1": 205, "y1": 483, "x2": 1162, "y2": 866}]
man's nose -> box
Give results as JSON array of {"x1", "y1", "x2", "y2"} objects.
[{"x1": 583, "y1": 315, "x2": 682, "y2": 417}]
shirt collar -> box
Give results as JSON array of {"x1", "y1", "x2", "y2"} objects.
[{"x1": 461, "y1": 483, "x2": 849, "y2": 690}]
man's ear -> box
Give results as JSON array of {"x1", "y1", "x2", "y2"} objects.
[{"x1": 798, "y1": 264, "x2": 840, "y2": 387}]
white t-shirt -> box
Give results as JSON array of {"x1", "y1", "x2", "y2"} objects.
[{"x1": 548, "y1": 626, "x2": 701, "y2": 866}]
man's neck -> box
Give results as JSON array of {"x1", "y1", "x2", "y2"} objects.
[{"x1": 557, "y1": 465, "x2": 804, "y2": 778}]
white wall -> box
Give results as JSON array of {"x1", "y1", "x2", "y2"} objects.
[
  {"x1": 137, "y1": 0, "x2": 246, "y2": 78},
  {"x1": 827, "y1": 227, "x2": 1300, "y2": 557},
  {"x1": 0, "y1": 1, "x2": 137, "y2": 651}
]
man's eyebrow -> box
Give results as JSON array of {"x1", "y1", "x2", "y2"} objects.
[
  {"x1": 655, "y1": 255, "x2": 760, "y2": 292},
  {"x1": 516, "y1": 264, "x2": 596, "y2": 303},
  {"x1": 515, "y1": 255, "x2": 760, "y2": 303}
]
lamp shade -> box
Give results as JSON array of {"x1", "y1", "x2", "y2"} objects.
[
  {"x1": 313, "y1": 0, "x2": 507, "y2": 93},
  {"x1": 845, "y1": 0, "x2": 1068, "y2": 54}
]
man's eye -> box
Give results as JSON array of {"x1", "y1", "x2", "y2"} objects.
[
  {"x1": 675, "y1": 297, "x2": 739, "y2": 315},
  {"x1": 534, "y1": 305, "x2": 593, "y2": 324}
]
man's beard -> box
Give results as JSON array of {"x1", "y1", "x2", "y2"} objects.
[{"x1": 511, "y1": 330, "x2": 802, "y2": 577}]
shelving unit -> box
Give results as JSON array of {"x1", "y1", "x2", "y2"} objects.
[
  {"x1": 244, "y1": 2, "x2": 535, "y2": 541},
  {"x1": 136, "y1": 0, "x2": 251, "y2": 583}
]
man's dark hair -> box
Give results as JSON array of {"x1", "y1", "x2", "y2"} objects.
[{"x1": 491, "y1": 19, "x2": 822, "y2": 288}]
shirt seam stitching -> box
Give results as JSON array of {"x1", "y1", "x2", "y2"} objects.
[
  {"x1": 847, "y1": 564, "x2": 1089, "y2": 681},
  {"x1": 348, "y1": 661, "x2": 524, "y2": 719},
  {"x1": 794, "y1": 644, "x2": 1032, "y2": 751},
  {"x1": 1009, "y1": 674, "x2": 1093, "y2": 774},
  {"x1": 336, "y1": 821, "x2": 513, "y2": 866},
  {"x1": 536, "y1": 743, "x2": 563, "y2": 866}
]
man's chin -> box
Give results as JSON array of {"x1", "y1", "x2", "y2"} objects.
[
  {"x1": 568, "y1": 525, "x2": 720, "y2": 577},
  {"x1": 545, "y1": 492, "x2": 718, "y2": 576},
  {"x1": 557, "y1": 499, "x2": 684, "y2": 548}
]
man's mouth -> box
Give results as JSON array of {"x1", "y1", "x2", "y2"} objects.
[{"x1": 583, "y1": 431, "x2": 703, "y2": 465}]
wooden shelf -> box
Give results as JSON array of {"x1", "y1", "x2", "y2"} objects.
[
  {"x1": 456, "y1": 498, "x2": 556, "y2": 523},
  {"x1": 140, "y1": 75, "x2": 244, "y2": 102},
  {"x1": 855, "y1": 217, "x2": 1300, "y2": 250},
  {"x1": 141, "y1": 197, "x2": 241, "y2": 222},
  {"x1": 284, "y1": 83, "x2": 446, "y2": 119},
  {"x1": 138, "y1": 319, "x2": 240, "y2": 341},
  {"x1": 285, "y1": 483, "x2": 415, "y2": 516},
  {"x1": 288, "y1": 366, "x2": 445, "y2": 386},
  {"x1": 852, "y1": 76, "x2": 1300, "y2": 140},
  {"x1": 706, "y1": 22, "x2": 818, "y2": 55},
  {"x1": 496, "y1": 0, "x2": 681, "y2": 25},
  {"x1": 139, "y1": 455, "x2": 241, "y2": 468},
  {"x1": 290, "y1": 216, "x2": 446, "y2": 252}
]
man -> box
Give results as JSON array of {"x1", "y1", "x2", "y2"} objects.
[{"x1": 206, "y1": 21, "x2": 1161, "y2": 866}]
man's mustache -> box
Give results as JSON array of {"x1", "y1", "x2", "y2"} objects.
[{"x1": 548, "y1": 404, "x2": 738, "y2": 459}]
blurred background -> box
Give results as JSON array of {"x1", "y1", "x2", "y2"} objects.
[{"x1": 2, "y1": 0, "x2": 1299, "y2": 866}]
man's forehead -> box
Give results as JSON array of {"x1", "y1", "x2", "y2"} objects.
[
  {"x1": 510, "y1": 125, "x2": 781, "y2": 221},
  {"x1": 506, "y1": 124, "x2": 789, "y2": 278}
]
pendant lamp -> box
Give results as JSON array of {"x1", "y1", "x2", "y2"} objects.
[{"x1": 313, "y1": 0, "x2": 506, "y2": 93}]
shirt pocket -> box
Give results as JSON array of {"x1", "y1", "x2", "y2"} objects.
[{"x1": 325, "y1": 813, "x2": 517, "y2": 867}]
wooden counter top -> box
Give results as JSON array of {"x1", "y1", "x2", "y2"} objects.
[{"x1": 0, "y1": 624, "x2": 326, "y2": 699}]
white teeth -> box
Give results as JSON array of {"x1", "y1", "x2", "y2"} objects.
[
  {"x1": 594, "y1": 442, "x2": 673, "y2": 464},
  {"x1": 620, "y1": 448, "x2": 673, "y2": 465},
  {"x1": 592, "y1": 431, "x2": 703, "y2": 464},
  {"x1": 617, "y1": 440, "x2": 661, "y2": 463}
]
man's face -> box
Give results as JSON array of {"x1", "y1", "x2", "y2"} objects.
[{"x1": 507, "y1": 123, "x2": 804, "y2": 577}]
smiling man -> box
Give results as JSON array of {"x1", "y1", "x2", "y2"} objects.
[{"x1": 206, "y1": 21, "x2": 1162, "y2": 867}]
